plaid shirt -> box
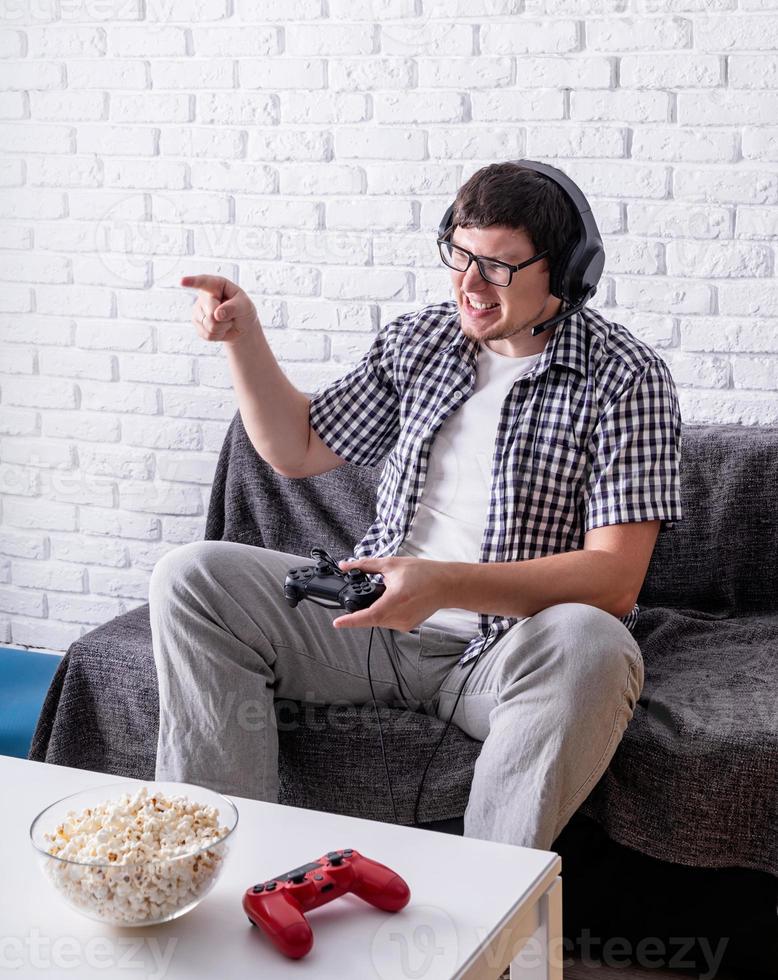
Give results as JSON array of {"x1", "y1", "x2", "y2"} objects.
[{"x1": 309, "y1": 300, "x2": 683, "y2": 665}]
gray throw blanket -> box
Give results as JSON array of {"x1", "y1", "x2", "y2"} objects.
[{"x1": 31, "y1": 416, "x2": 778, "y2": 876}]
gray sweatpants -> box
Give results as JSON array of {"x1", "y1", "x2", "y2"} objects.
[{"x1": 149, "y1": 541, "x2": 643, "y2": 851}]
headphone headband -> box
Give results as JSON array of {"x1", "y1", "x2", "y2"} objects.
[{"x1": 438, "y1": 159, "x2": 605, "y2": 305}]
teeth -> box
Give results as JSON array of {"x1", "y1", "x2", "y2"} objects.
[{"x1": 469, "y1": 299, "x2": 499, "y2": 310}]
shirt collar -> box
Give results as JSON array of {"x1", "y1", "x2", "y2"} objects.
[{"x1": 443, "y1": 303, "x2": 589, "y2": 380}]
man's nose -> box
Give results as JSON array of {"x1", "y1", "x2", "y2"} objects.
[{"x1": 461, "y1": 260, "x2": 487, "y2": 290}]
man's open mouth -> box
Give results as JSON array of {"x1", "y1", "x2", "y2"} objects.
[{"x1": 463, "y1": 295, "x2": 500, "y2": 317}]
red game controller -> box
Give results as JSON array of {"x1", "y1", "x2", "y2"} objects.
[{"x1": 243, "y1": 848, "x2": 411, "y2": 959}]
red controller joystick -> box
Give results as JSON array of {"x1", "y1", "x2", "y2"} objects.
[{"x1": 243, "y1": 849, "x2": 411, "y2": 959}]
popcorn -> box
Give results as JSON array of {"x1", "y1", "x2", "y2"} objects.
[{"x1": 41, "y1": 786, "x2": 231, "y2": 925}]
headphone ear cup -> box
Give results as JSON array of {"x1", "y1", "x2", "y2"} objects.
[
  {"x1": 438, "y1": 203, "x2": 455, "y2": 242},
  {"x1": 573, "y1": 213, "x2": 605, "y2": 298},
  {"x1": 549, "y1": 237, "x2": 577, "y2": 301}
]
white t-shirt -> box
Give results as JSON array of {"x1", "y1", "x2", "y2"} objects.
[{"x1": 397, "y1": 341, "x2": 543, "y2": 637}]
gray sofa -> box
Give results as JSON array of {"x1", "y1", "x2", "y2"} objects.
[{"x1": 30, "y1": 413, "x2": 778, "y2": 974}]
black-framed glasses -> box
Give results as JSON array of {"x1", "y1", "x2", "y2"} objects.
[{"x1": 437, "y1": 234, "x2": 549, "y2": 287}]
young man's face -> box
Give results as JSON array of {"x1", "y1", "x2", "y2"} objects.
[{"x1": 449, "y1": 224, "x2": 562, "y2": 357}]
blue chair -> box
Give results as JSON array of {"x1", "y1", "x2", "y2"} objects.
[{"x1": 0, "y1": 648, "x2": 62, "y2": 759}]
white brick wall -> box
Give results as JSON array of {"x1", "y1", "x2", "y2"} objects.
[{"x1": 0, "y1": 3, "x2": 776, "y2": 652}]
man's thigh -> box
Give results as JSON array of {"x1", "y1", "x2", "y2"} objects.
[
  {"x1": 150, "y1": 540, "x2": 429, "y2": 708},
  {"x1": 431, "y1": 603, "x2": 644, "y2": 742}
]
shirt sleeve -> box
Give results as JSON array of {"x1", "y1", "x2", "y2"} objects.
[
  {"x1": 307, "y1": 314, "x2": 406, "y2": 468},
  {"x1": 584, "y1": 357, "x2": 684, "y2": 534}
]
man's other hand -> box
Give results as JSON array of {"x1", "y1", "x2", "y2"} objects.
[
  {"x1": 181, "y1": 273, "x2": 260, "y2": 345},
  {"x1": 332, "y1": 556, "x2": 452, "y2": 632}
]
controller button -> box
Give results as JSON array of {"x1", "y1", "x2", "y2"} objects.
[
  {"x1": 252, "y1": 884, "x2": 265, "y2": 893},
  {"x1": 314, "y1": 874, "x2": 324, "y2": 881},
  {"x1": 265, "y1": 882, "x2": 277, "y2": 891},
  {"x1": 290, "y1": 874, "x2": 306, "y2": 884},
  {"x1": 343, "y1": 849, "x2": 353, "y2": 856},
  {"x1": 329, "y1": 855, "x2": 344, "y2": 866}
]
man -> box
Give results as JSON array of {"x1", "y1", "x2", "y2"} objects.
[{"x1": 150, "y1": 161, "x2": 683, "y2": 851}]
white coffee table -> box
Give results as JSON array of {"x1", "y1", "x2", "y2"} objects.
[{"x1": 1, "y1": 755, "x2": 562, "y2": 979}]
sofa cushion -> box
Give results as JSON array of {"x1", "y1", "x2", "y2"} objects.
[
  {"x1": 579, "y1": 606, "x2": 778, "y2": 875},
  {"x1": 638, "y1": 424, "x2": 778, "y2": 613}
]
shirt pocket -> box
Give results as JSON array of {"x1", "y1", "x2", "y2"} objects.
[{"x1": 533, "y1": 435, "x2": 587, "y2": 481}]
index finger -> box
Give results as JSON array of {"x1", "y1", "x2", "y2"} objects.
[
  {"x1": 332, "y1": 593, "x2": 392, "y2": 629},
  {"x1": 339, "y1": 557, "x2": 383, "y2": 572},
  {"x1": 179, "y1": 274, "x2": 225, "y2": 298}
]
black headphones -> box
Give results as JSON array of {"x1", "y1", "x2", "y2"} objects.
[{"x1": 438, "y1": 159, "x2": 605, "y2": 335}]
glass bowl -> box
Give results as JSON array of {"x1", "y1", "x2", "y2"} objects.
[{"x1": 29, "y1": 780, "x2": 239, "y2": 927}]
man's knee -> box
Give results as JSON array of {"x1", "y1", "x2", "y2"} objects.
[
  {"x1": 149, "y1": 541, "x2": 228, "y2": 601},
  {"x1": 544, "y1": 601, "x2": 643, "y2": 700},
  {"x1": 510, "y1": 602, "x2": 642, "y2": 693},
  {"x1": 540, "y1": 600, "x2": 636, "y2": 641}
]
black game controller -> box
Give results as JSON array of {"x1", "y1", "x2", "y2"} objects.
[{"x1": 284, "y1": 547, "x2": 386, "y2": 614}]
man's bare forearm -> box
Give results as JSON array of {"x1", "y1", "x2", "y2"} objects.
[
  {"x1": 224, "y1": 321, "x2": 311, "y2": 475},
  {"x1": 438, "y1": 549, "x2": 633, "y2": 620}
]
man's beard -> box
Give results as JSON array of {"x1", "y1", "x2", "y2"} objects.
[{"x1": 459, "y1": 296, "x2": 556, "y2": 341}]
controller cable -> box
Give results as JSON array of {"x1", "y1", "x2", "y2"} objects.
[
  {"x1": 302, "y1": 300, "x2": 586, "y2": 827},
  {"x1": 299, "y1": 327, "x2": 555, "y2": 828},
  {"x1": 366, "y1": 317, "x2": 558, "y2": 827},
  {"x1": 299, "y1": 350, "x2": 551, "y2": 828}
]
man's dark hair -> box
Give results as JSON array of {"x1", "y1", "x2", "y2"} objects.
[{"x1": 451, "y1": 162, "x2": 579, "y2": 280}]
